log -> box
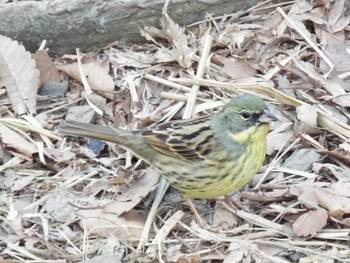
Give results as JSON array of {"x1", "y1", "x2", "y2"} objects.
[{"x1": 1, "y1": 0, "x2": 264, "y2": 55}]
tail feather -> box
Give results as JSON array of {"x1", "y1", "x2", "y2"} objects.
[
  {"x1": 58, "y1": 120, "x2": 156, "y2": 163},
  {"x1": 58, "y1": 120, "x2": 127, "y2": 144}
]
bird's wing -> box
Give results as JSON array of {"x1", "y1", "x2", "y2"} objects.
[{"x1": 139, "y1": 116, "x2": 217, "y2": 161}]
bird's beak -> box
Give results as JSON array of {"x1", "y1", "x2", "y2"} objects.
[{"x1": 259, "y1": 109, "x2": 278, "y2": 123}]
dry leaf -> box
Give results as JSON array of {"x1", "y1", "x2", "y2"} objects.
[
  {"x1": 140, "y1": 7, "x2": 194, "y2": 68},
  {"x1": 212, "y1": 206, "x2": 238, "y2": 230},
  {"x1": 283, "y1": 148, "x2": 323, "y2": 171},
  {"x1": 65, "y1": 105, "x2": 96, "y2": 123},
  {"x1": 313, "y1": 163, "x2": 350, "y2": 180},
  {"x1": 332, "y1": 94, "x2": 350, "y2": 108},
  {"x1": 0, "y1": 35, "x2": 40, "y2": 115},
  {"x1": 231, "y1": 30, "x2": 255, "y2": 49},
  {"x1": 78, "y1": 209, "x2": 147, "y2": 240},
  {"x1": 294, "y1": 60, "x2": 346, "y2": 96},
  {"x1": 0, "y1": 123, "x2": 37, "y2": 157},
  {"x1": 82, "y1": 256, "x2": 122, "y2": 263},
  {"x1": 108, "y1": 48, "x2": 156, "y2": 68},
  {"x1": 266, "y1": 132, "x2": 292, "y2": 155},
  {"x1": 318, "y1": 148, "x2": 350, "y2": 164},
  {"x1": 11, "y1": 174, "x2": 36, "y2": 192},
  {"x1": 224, "y1": 242, "x2": 256, "y2": 263},
  {"x1": 6, "y1": 205, "x2": 25, "y2": 238},
  {"x1": 292, "y1": 208, "x2": 328, "y2": 237},
  {"x1": 100, "y1": 235, "x2": 125, "y2": 256},
  {"x1": 294, "y1": 104, "x2": 320, "y2": 135},
  {"x1": 212, "y1": 55, "x2": 255, "y2": 79},
  {"x1": 43, "y1": 192, "x2": 77, "y2": 222},
  {"x1": 46, "y1": 148, "x2": 76, "y2": 164},
  {"x1": 59, "y1": 61, "x2": 115, "y2": 100},
  {"x1": 290, "y1": 183, "x2": 350, "y2": 218},
  {"x1": 104, "y1": 167, "x2": 160, "y2": 215},
  {"x1": 32, "y1": 49, "x2": 61, "y2": 86},
  {"x1": 328, "y1": 0, "x2": 350, "y2": 33}
]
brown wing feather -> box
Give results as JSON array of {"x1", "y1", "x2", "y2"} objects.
[{"x1": 139, "y1": 116, "x2": 217, "y2": 161}]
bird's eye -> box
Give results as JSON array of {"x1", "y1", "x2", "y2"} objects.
[{"x1": 241, "y1": 110, "x2": 251, "y2": 120}]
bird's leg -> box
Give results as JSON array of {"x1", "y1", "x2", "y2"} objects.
[
  {"x1": 186, "y1": 199, "x2": 207, "y2": 227},
  {"x1": 186, "y1": 199, "x2": 222, "y2": 232},
  {"x1": 220, "y1": 193, "x2": 249, "y2": 212}
]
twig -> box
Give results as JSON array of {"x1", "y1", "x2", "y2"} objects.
[
  {"x1": 145, "y1": 210, "x2": 185, "y2": 261},
  {"x1": 183, "y1": 33, "x2": 213, "y2": 119},
  {"x1": 276, "y1": 7, "x2": 334, "y2": 77},
  {"x1": 144, "y1": 74, "x2": 207, "y2": 97},
  {"x1": 137, "y1": 176, "x2": 169, "y2": 252}
]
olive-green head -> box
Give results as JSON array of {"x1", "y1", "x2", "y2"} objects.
[{"x1": 212, "y1": 94, "x2": 277, "y2": 135}]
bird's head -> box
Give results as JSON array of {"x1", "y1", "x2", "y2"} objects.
[
  {"x1": 224, "y1": 94, "x2": 277, "y2": 126},
  {"x1": 211, "y1": 94, "x2": 277, "y2": 143}
]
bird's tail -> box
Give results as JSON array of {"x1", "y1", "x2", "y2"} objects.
[
  {"x1": 58, "y1": 120, "x2": 160, "y2": 164},
  {"x1": 58, "y1": 120, "x2": 128, "y2": 144}
]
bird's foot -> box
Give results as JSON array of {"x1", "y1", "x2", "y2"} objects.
[{"x1": 186, "y1": 199, "x2": 223, "y2": 232}]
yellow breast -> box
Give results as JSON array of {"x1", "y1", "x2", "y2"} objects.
[{"x1": 174, "y1": 124, "x2": 269, "y2": 199}]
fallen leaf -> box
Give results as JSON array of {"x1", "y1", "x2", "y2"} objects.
[
  {"x1": 212, "y1": 55, "x2": 255, "y2": 79},
  {"x1": 224, "y1": 242, "x2": 256, "y2": 263},
  {"x1": 32, "y1": 49, "x2": 61, "y2": 86},
  {"x1": 283, "y1": 148, "x2": 323, "y2": 171},
  {"x1": 99, "y1": 235, "x2": 125, "y2": 260},
  {"x1": 313, "y1": 163, "x2": 350, "y2": 180},
  {"x1": 104, "y1": 167, "x2": 160, "y2": 215},
  {"x1": 59, "y1": 61, "x2": 115, "y2": 100},
  {"x1": 43, "y1": 192, "x2": 77, "y2": 222},
  {"x1": 290, "y1": 183, "x2": 350, "y2": 218},
  {"x1": 0, "y1": 35, "x2": 40, "y2": 115},
  {"x1": 332, "y1": 94, "x2": 350, "y2": 108},
  {"x1": 78, "y1": 209, "x2": 147, "y2": 240},
  {"x1": 267, "y1": 132, "x2": 293, "y2": 155},
  {"x1": 140, "y1": 8, "x2": 194, "y2": 68},
  {"x1": 294, "y1": 104, "x2": 320, "y2": 135},
  {"x1": 292, "y1": 208, "x2": 328, "y2": 237},
  {"x1": 0, "y1": 123, "x2": 37, "y2": 157},
  {"x1": 212, "y1": 205, "x2": 238, "y2": 230},
  {"x1": 11, "y1": 174, "x2": 36, "y2": 192}
]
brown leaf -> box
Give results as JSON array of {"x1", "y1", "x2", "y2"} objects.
[
  {"x1": 108, "y1": 48, "x2": 157, "y2": 68},
  {"x1": 283, "y1": 148, "x2": 323, "y2": 171},
  {"x1": 318, "y1": 148, "x2": 350, "y2": 164},
  {"x1": 294, "y1": 104, "x2": 320, "y2": 135},
  {"x1": 32, "y1": 49, "x2": 61, "y2": 86},
  {"x1": 140, "y1": 9, "x2": 194, "y2": 68},
  {"x1": 59, "y1": 61, "x2": 115, "y2": 100},
  {"x1": 266, "y1": 132, "x2": 292, "y2": 155},
  {"x1": 313, "y1": 163, "x2": 349, "y2": 180},
  {"x1": 104, "y1": 168, "x2": 160, "y2": 215},
  {"x1": 290, "y1": 183, "x2": 350, "y2": 218},
  {"x1": 293, "y1": 60, "x2": 346, "y2": 96},
  {"x1": 212, "y1": 206, "x2": 238, "y2": 230},
  {"x1": 292, "y1": 208, "x2": 328, "y2": 237},
  {"x1": 78, "y1": 209, "x2": 147, "y2": 240},
  {"x1": 0, "y1": 123, "x2": 37, "y2": 157},
  {"x1": 328, "y1": 0, "x2": 350, "y2": 33},
  {"x1": 212, "y1": 55, "x2": 255, "y2": 79},
  {"x1": 0, "y1": 35, "x2": 40, "y2": 115},
  {"x1": 332, "y1": 94, "x2": 350, "y2": 108},
  {"x1": 43, "y1": 192, "x2": 77, "y2": 222},
  {"x1": 11, "y1": 175, "x2": 36, "y2": 192},
  {"x1": 224, "y1": 242, "x2": 257, "y2": 263}
]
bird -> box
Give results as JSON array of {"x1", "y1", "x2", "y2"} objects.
[{"x1": 58, "y1": 94, "x2": 276, "y2": 223}]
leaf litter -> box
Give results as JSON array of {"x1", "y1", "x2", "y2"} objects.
[{"x1": 1, "y1": 0, "x2": 350, "y2": 262}]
